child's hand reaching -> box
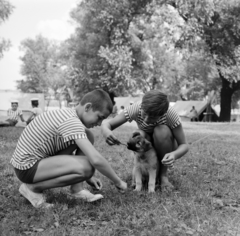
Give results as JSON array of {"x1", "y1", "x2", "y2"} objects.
[
  {"x1": 86, "y1": 177, "x2": 103, "y2": 190},
  {"x1": 115, "y1": 180, "x2": 127, "y2": 193},
  {"x1": 103, "y1": 130, "x2": 120, "y2": 146},
  {"x1": 161, "y1": 152, "x2": 176, "y2": 168}
]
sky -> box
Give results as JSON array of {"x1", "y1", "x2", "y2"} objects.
[{"x1": 0, "y1": 0, "x2": 80, "y2": 90}]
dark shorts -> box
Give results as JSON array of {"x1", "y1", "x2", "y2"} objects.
[{"x1": 14, "y1": 161, "x2": 40, "y2": 184}]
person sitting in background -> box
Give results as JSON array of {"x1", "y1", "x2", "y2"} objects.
[
  {"x1": 26, "y1": 98, "x2": 43, "y2": 125},
  {"x1": 111, "y1": 102, "x2": 118, "y2": 117},
  {"x1": 0, "y1": 100, "x2": 25, "y2": 127},
  {"x1": 118, "y1": 106, "x2": 125, "y2": 114},
  {"x1": 190, "y1": 106, "x2": 198, "y2": 122}
]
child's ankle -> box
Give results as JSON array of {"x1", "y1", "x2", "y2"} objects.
[
  {"x1": 70, "y1": 183, "x2": 84, "y2": 194},
  {"x1": 26, "y1": 183, "x2": 42, "y2": 193},
  {"x1": 160, "y1": 176, "x2": 169, "y2": 184}
]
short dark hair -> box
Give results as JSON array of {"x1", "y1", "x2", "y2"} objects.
[
  {"x1": 141, "y1": 90, "x2": 169, "y2": 117},
  {"x1": 31, "y1": 101, "x2": 39, "y2": 107},
  {"x1": 80, "y1": 89, "x2": 113, "y2": 113}
]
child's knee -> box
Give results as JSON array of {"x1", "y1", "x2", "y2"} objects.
[
  {"x1": 76, "y1": 159, "x2": 95, "y2": 179},
  {"x1": 85, "y1": 164, "x2": 95, "y2": 179},
  {"x1": 153, "y1": 125, "x2": 173, "y2": 145}
]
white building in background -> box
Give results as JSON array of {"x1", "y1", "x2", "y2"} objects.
[{"x1": 0, "y1": 90, "x2": 45, "y2": 115}]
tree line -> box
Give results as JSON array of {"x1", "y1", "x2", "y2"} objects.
[{"x1": 1, "y1": 0, "x2": 240, "y2": 121}]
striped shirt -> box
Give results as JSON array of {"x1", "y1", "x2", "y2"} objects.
[
  {"x1": 10, "y1": 108, "x2": 87, "y2": 170},
  {"x1": 7, "y1": 108, "x2": 23, "y2": 121},
  {"x1": 124, "y1": 102, "x2": 181, "y2": 134}
]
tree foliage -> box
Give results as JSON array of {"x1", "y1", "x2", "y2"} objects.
[
  {"x1": 167, "y1": 0, "x2": 240, "y2": 121},
  {"x1": 17, "y1": 0, "x2": 240, "y2": 121},
  {"x1": 17, "y1": 35, "x2": 67, "y2": 100},
  {"x1": 0, "y1": 0, "x2": 14, "y2": 59},
  {"x1": 66, "y1": 0, "x2": 164, "y2": 96}
]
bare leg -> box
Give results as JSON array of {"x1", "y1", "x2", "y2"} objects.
[
  {"x1": 153, "y1": 125, "x2": 177, "y2": 189},
  {"x1": 70, "y1": 128, "x2": 94, "y2": 193},
  {"x1": 29, "y1": 128, "x2": 96, "y2": 193},
  {"x1": 29, "y1": 153, "x2": 94, "y2": 193}
]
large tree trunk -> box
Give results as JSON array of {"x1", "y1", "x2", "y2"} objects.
[{"x1": 219, "y1": 77, "x2": 234, "y2": 122}]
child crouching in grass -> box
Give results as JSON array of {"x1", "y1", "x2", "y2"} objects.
[
  {"x1": 102, "y1": 90, "x2": 189, "y2": 191},
  {"x1": 10, "y1": 89, "x2": 127, "y2": 209}
]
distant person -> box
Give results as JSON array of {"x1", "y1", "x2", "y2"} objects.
[
  {"x1": 0, "y1": 100, "x2": 25, "y2": 127},
  {"x1": 190, "y1": 106, "x2": 198, "y2": 122},
  {"x1": 111, "y1": 101, "x2": 118, "y2": 118},
  {"x1": 26, "y1": 98, "x2": 43, "y2": 125},
  {"x1": 118, "y1": 106, "x2": 125, "y2": 114},
  {"x1": 10, "y1": 89, "x2": 127, "y2": 209}
]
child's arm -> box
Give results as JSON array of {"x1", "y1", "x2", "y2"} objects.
[
  {"x1": 102, "y1": 112, "x2": 128, "y2": 145},
  {"x1": 20, "y1": 114, "x2": 25, "y2": 122},
  {"x1": 162, "y1": 124, "x2": 189, "y2": 167},
  {"x1": 26, "y1": 112, "x2": 34, "y2": 124},
  {"x1": 75, "y1": 138, "x2": 127, "y2": 190}
]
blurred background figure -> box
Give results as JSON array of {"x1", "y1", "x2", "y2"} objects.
[
  {"x1": 190, "y1": 106, "x2": 198, "y2": 122},
  {"x1": 111, "y1": 101, "x2": 118, "y2": 117},
  {"x1": 118, "y1": 105, "x2": 125, "y2": 114},
  {"x1": 26, "y1": 98, "x2": 43, "y2": 125},
  {"x1": 0, "y1": 100, "x2": 25, "y2": 127}
]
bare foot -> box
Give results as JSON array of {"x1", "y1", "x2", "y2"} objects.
[{"x1": 160, "y1": 177, "x2": 174, "y2": 192}]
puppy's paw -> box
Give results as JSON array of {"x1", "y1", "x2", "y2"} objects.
[
  {"x1": 148, "y1": 187, "x2": 155, "y2": 193},
  {"x1": 134, "y1": 186, "x2": 142, "y2": 192}
]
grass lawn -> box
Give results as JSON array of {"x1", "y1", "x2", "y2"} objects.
[{"x1": 0, "y1": 122, "x2": 240, "y2": 236}]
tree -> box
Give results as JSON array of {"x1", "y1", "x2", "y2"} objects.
[
  {"x1": 0, "y1": 0, "x2": 14, "y2": 58},
  {"x1": 128, "y1": 4, "x2": 187, "y2": 96},
  {"x1": 168, "y1": 0, "x2": 240, "y2": 121},
  {"x1": 17, "y1": 35, "x2": 68, "y2": 104},
  {"x1": 179, "y1": 49, "x2": 221, "y2": 102},
  {"x1": 67, "y1": 0, "x2": 158, "y2": 96}
]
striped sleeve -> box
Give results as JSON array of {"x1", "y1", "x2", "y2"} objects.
[
  {"x1": 166, "y1": 107, "x2": 181, "y2": 129},
  {"x1": 124, "y1": 102, "x2": 141, "y2": 122},
  {"x1": 58, "y1": 117, "x2": 87, "y2": 142}
]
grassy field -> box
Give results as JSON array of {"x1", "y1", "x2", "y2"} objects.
[{"x1": 0, "y1": 122, "x2": 240, "y2": 236}]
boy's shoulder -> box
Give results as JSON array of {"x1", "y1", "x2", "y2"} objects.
[
  {"x1": 41, "y1": 108, "x2": 78, "y2": 121},
  {"x1": 166, "y1": 106, "x2": 177, "y2": 114}
]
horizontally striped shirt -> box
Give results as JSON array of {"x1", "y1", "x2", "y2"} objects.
[
  {"x1": 124, "y1": 102, "x2": 181, "y2": 134},
  {"x1": 10, "y1": 108, "x2": 87, "y2": 170},
  {"x1": 7, "y1": 108, "x2": 23, "y2": 121}
]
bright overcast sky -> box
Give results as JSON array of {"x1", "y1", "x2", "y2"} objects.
[{"x1": 0, "y1": 0, "x2": 80, "y2": 90}]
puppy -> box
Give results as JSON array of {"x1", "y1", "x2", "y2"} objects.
[{"x1": 127, "y1": 130, "x2": 159, "y2": 193}]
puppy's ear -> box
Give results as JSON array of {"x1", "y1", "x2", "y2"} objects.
[{"x1": 132, "y1": 131, "x2": 140, "y2": 138}]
